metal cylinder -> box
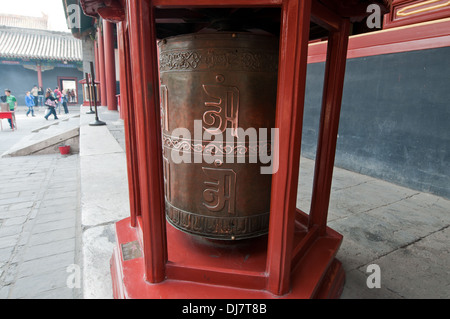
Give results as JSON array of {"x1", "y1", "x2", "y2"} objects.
[{"x1": 159, "y1": 32, "x2": 278, "y2": 240}]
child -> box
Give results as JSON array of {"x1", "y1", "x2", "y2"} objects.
[{"x1": 25, "y1": 91, "x2": 36, "y2": 117}]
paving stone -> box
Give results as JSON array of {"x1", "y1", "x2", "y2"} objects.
[
  {"x1": 0, "y1": 234, "x2": 20, "y2": 249},
  {"x1": 340, "y1": 268, "x2": 402, "y2": 299},
  {"x1": 34, "y1": 210, "x2": 76, "y2": 224},
  {"x1": 30, "y1": 286, "x2": 76, "y2": 299},
  {"x1": 30, "y1": 218, "x2": 76, "y2": 235},
  {"x1": 0, "y1": 208, "x2": 32, "y2": 219},
  {"x1": 366, "y1": 228, "x2": 450, "y2": 299},
  {"x1": 0, "y1": 224, "x2": 24, "y2": 237},
  {"x1": 7, "y1": 201, "x2": 35, "y2": 211},
  {"x1": 2, "y1": 216, "x2": 28, "y2": 227},
  {"x1": 0, "y1": 192, "x2": 20, "y2": 200},
  {"x1": 9, "y1": 267, "x2": 71, "y2": 298},
  {"x1": 19, "y1": 238, "x2": 75, "y2": 262},
  {"x1": 16, "y1": 251, "x2": 75, "y2": 279},
  {"x1": 27, "y1": 227, "x2": 76, "y2": 247},
  {"x1": 0, "y1": 246, "x2": 14, "y2": 263}
]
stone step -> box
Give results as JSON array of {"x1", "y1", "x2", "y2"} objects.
[{"x1": 1, "y1": 115, "x2": 80, "y2": 157}]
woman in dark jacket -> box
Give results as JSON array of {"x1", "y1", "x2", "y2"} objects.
[{"x1": 44, "y1": 89, "x2": 58, "y2": 120}]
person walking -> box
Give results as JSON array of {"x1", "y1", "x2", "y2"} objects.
[
  {"x1": 31, "y1": 85, "x2": 39, "y2": 106},
  {"x1": 25, "y1": 91, "x2": 36, "y2": 117},
  {"x1": 44, "y1": 89, "x2": 58, "y2": 120},
  {"x1": 54, "y1": 86, "x2": 62, "y2": 114},
  {"x1": 3, "y1": 89, "x2": 17, "y2": 129},
  {"x1": 38, "y1": 86, "x2": 45, "y2": 108},
  {"x1": 62, "y1": 90, "x2": 69, "y2": 114}
]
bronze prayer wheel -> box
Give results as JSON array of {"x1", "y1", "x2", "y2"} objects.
[{"x1": 159, "y1": 32, "x2": 278, "y2": 240}]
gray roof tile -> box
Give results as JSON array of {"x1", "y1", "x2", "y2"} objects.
[{"x1": 0, "y1": 26, "x2": 82, "y2": 61}]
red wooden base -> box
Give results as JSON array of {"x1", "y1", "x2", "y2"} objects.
[{"x1": 110, "y1": 213, "x2": 345, "y2": 299}]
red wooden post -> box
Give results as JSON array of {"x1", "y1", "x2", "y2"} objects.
[
  {"x1": 36, "y1": 64, "x2": 43, "y2": 89},
  {"x1": 97, "y1": 25, "x2": 107, "y2": 106},
  {"x1": 308, "y1": 19, "x2": 350, "y2": 235},
  {"x1": 103, "y1": 20, "x2": 118, "y2": 111},
  {"x1": 265, "y1": 0, "x2": 312, "y2": 296},
  {"x1": 117, "y1": 21, "x2": 141, "y2": 228},
  {"x1": 94, "y1": 40, "x2": 100, "y2": 104},
  {"x1": 127, "y1": 0, "x2": 167, "y2": 283}
]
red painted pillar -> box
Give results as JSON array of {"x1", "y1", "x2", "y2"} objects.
[
  {"x1": 103, "y1": 19, "x2": 118, "y2": 111},
  {"x1": 265, "y1": 0, "x2": 312, "y2": 296},
  {"x1": 127, "y1": 0, "x2": 167, "y2": 283},
  {"x1": 97, "y1": 25, "x2": 107, "y2": 106},
  {"x1": 36, "y1": 64, "x2": 43, "y2": 88},
  {"x1": 308, "y1": 19, "x2": 350, "y2": 235},
  {"x1": 94, "y1": 40, "x2": 100, "y2": 104},
  {"x1": 117, "y1": 21, "x2": 141, "y2": 227}
]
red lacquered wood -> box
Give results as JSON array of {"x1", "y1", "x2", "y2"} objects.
[
  {"x1": 308, "y1": 18, "x2": 450, "y2": 63},
  {"x1": 110, "y1": 216, "x2": 344, "y2": 298},
  {"x1": 103, "y1": 20, "x2": 118, "y2": 110},
  {"x1": 104, "y1": 0, "x2": 358, "y2": 299},
  {"x1": 384, "y1": 0, "x2": 450, "y2": 29},
  {"x1": 308, "y1": 19, "x2": 350, "y2": 235},
  {"x1": 97, "y1": 26, "x2": 107, "y2": 106},
  {"x1": 94, "y1": 41, "x2": 100, "y2": 93},
  {"x1": 152, "y1": 0, "x2": 282, "y2": 7},
  {"x1": 265, "y1": 0, "x2": 312, "y2": 296},
  {"x1": 117, "y1": 21, "x2": 141, "y2": 227},
  {"x1": 311, "y1": 0, "x2": 341, "y2": 31},
  {"x1": 127, "y1": 0, "x2": 167, "y2": 283}
]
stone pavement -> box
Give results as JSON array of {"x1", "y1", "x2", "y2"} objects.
[
  {"x1": 297, "y1": 159, "x2": 450, "y2": 299},
  {"x1": 1, "y1": 105, "x2": 449, "y2": 299},
  {"x1": 0, "y1": 106, "x2": 82, "y2": 299}
]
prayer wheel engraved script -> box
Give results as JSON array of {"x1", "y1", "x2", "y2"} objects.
[
  {"x1": 202, "y1": 167, "x2": 237, "y2": 214},
  {"x1": 159, "y1": 33, "x2": 278, "y2": 240},
  {"x1": 202, "y1": 84, "x2": 239, "y2": 137}
]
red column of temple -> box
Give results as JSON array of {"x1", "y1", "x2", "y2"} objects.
[
  {"x1": 36, "y1": 64, "x2": 43, "y2": 88},
  {"x1": 94, "y1": 40, "x2": 100, "y2": 104},
  {"x1": 97, "y1": 25, "x2": 107, "y2": 106},
  {"x1": 103, "y1": 19, "x2": 118, "y2": 111}
]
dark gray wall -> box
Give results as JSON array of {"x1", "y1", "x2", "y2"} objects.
[
  {"x1": 303, "y1": 46, "x2": 450, "y2": 199},
  {"x1": 0, "y1": 64, "x2": 36, "y2": 103},
  {"x1": 0, "y1": 64, "x2": 83, "y2": 104}
]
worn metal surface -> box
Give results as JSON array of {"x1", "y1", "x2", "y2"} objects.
[{"x1": 159, "y1": 32, "x2": 278, "y2": 240}]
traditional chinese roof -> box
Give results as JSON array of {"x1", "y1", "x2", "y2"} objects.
[
  {"x1": 0, "y1": 13, "x2": 49, "y2": 30},
  {"x1": 0, "y1": 25, "x2": 82, "y2": 61}
]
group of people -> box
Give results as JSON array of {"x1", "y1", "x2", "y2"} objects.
[
  {"x1": 1, "y1": 86, "x2": 74, "y2": 129},
  {"x1": 25, "y1": 86, "x2": 71, "y2": 119}
]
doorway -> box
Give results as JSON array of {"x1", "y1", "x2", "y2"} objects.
[{"x1": 58, "y1": 77, "x2": 79, "y2": 105}]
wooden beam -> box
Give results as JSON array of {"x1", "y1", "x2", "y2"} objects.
[
  {"x1": 308, "y1": 19, "x2": 351, "y2": 234},
  {"x1": 265, "y1": 0, "x2": 311, "y2": 296}
]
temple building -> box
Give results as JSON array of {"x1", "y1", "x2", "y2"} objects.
[{"x1": 0, "y1": 13, "x2": 84, "y2": 105}]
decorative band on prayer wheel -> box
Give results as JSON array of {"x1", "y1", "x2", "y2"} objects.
[{"x1": 159, "y1": 32, "x2": 278, "y2": 240}]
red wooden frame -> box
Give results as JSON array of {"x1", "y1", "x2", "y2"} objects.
[
  {"x1": 384, "y1": 0, "x2": 450, "y2": 29},
  {"x1": 97, "y1": 26, "x2": 107, "y2": 107},
  {"x1": 0, "y1": 112, "x2": 16, "y2": 131},
  {"x1": 308, "y1": 16, "x2": 450, "y2": 63},
  {"x1": 106, "y1": 0, "x2": 357, "y2": 298}
]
